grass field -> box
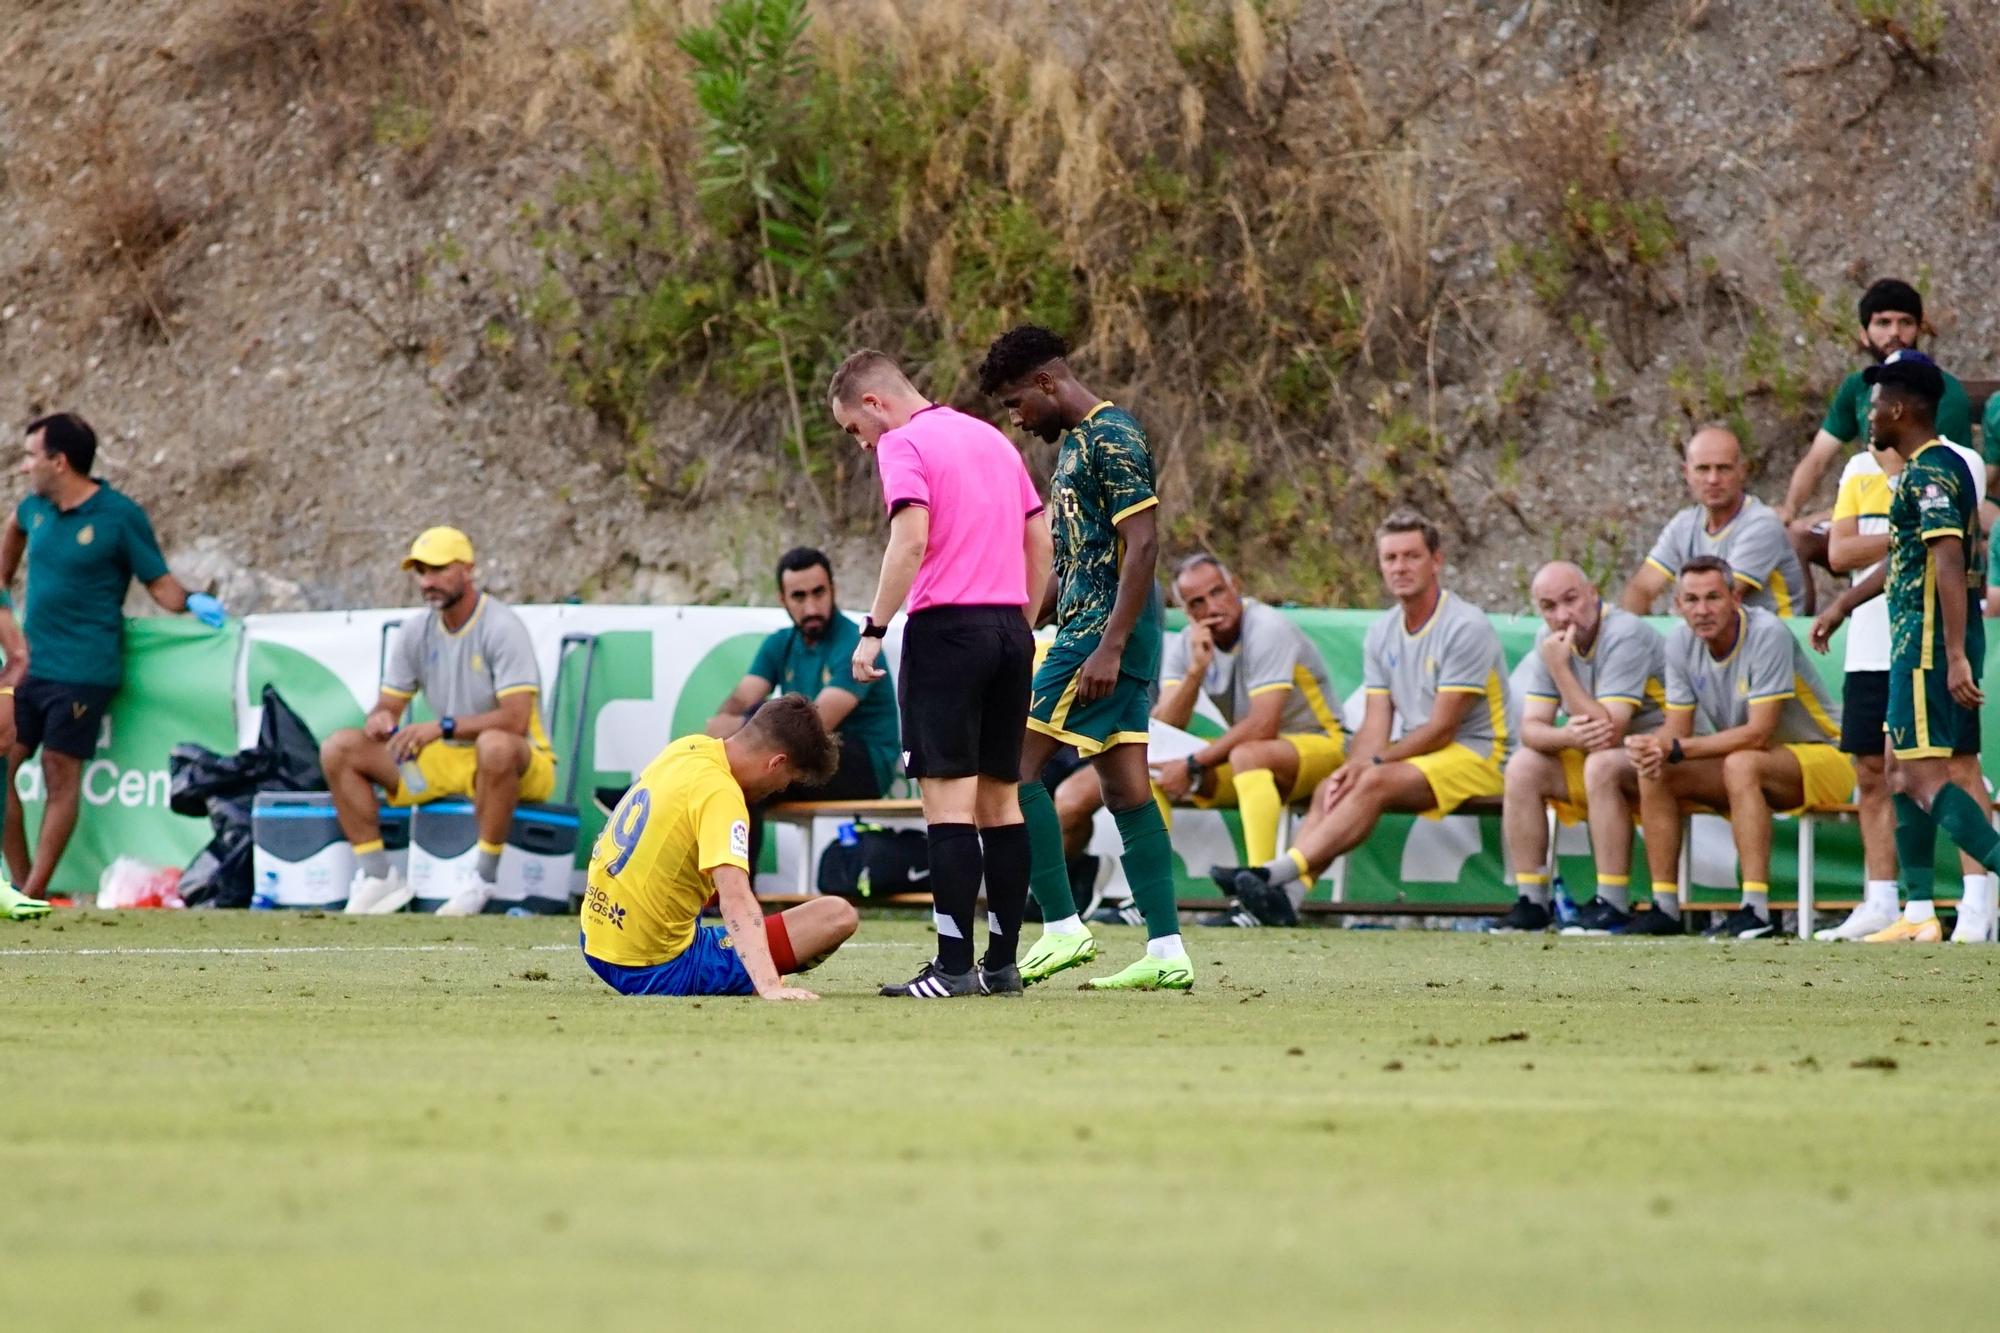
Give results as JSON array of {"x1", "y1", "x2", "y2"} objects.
[{"x1": 4, "y1": 911, "x2": 1999, "y2": 1332}]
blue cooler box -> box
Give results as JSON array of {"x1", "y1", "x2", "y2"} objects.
[
  {"x1": 252, "y1": 793, "x2": 410, "y2": 909},
  {"x1": 408, "y1": 800, "x2": 579, "y2": 914}
]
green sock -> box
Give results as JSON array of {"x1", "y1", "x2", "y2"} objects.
[
  {"x1": 1018, "y1": 781, "x2": 1076, "y2": 921},
  {"x1": 1933, "y1": 783, "x2": 2000, "y2": 873},
  {"x1": 1893, "y1": 792, "x2": 1938, "y2": 903},
  {"x1": 1112, "y1": 800, "x2": 1180, "y2": 941}
]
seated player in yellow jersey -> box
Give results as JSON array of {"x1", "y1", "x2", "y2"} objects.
[{"x1": 581, "y1": 696, "x2": 859, "y2": 1001}]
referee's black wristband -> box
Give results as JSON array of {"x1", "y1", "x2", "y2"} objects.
[{"x1": 860, "y1": 617, "x2": 887, "y2": 639}]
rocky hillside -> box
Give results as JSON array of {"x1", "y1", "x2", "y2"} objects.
[{"x1": 4, "y1": 0, "x2": 1997, "y2": 615}]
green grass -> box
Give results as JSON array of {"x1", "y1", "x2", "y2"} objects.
[{"x1": 5, "y1": 912, "x2": 2000, "y2": 1331}]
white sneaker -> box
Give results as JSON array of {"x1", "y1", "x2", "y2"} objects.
[
  {"x1": 1813, "y1": 902, "x2": 1898, "y2": 942},
  {"x1": 1950, "y1": 909, "x2": 1998, "y2": 943},
  {"x1": 433, "y1": 872, "x2": 492, "y2": 918},
  {"x1": 344, "y1": 867, "x2": 412, "y2": 915}
]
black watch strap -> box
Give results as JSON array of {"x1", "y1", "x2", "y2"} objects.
[
  {"x1": 860, "y1": 617, "x2": 887, "y2": 639},
  {"x1": 441, "y1": 715, "x2": 457, "y2": 740},
  {"x1": 1667, "y1": 737, "x2": 1684, "y2": 765}
]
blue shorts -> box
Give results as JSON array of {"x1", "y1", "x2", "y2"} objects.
[{"x1": 580, "y1": 927, "x2": 754, "y2": 997}]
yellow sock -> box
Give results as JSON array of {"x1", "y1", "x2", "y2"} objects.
[{"x1": 1236, "y1": 768, "x2": 1284, "y2": 866}]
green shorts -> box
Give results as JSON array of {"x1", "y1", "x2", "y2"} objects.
[
  {"x1": 1888, "y1": 645, "x2": 1984, "y2": 760},
  {"x1": 1026, "y1": 635, "x2": 1151, "y2": 758}
]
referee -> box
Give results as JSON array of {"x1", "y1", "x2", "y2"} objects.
[{"x1": 830, "y1": 350, "x2": 1053, "y2": 998}]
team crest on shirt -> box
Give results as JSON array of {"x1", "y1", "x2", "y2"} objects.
[
  {"x1": 730, "y1": 820, "x2": 749, "y2": 858},
  {"x1": 76, "y1": 524, "x2": 94, "y2": 546},
  {"x1": 470, "y1": 652, "x2": 485, "y2": 673}
]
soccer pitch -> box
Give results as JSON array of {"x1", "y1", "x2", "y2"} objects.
[{"x1": 4, "y1": 914, "x2": 1998, "y2": 1332}]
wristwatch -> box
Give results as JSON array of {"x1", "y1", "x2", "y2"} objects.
[
  {"x1": 1667, "y1": 738, "x2": 1684, "y2": 765},
  {"x1": 440, "y1": 715, "x2": 457, "y2": 741},
  {"x1": 860, "y1": 617, "x2": 887, "y2": 640},
  {"x1": 1184, "y1": 755, "x2": 1206, "y2": 788}
]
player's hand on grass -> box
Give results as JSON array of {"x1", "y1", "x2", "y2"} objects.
[
  {"x1": 363, "y1": 709, "x2": 399, "y2": 742},
  {"x1": 389, "y1": 720, "x2": 443, "y2": 762},
  {"x1": 851, "y1": 638, "x2": 884, "y2": 684},
  {"x1": 1948, "y1": 653, "x2": 1984, "y2": 710},
  {"x1": 1076, "y1": 642, "x2": 1122, "y2": 702},
  {"x1": 1568, "y1": 717, "x2": 1615, "y2": 752},
  {"x1": 760, "y1": 985, "x2": 820, "y2": 1002}
]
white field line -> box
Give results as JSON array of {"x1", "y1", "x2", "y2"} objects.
[{"x1": 0, "y1": 940, "x2": 918, "y2": 959}]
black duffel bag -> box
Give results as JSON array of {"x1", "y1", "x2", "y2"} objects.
[{"x1": 816, "y1": 824, "x2": 930, "y2": 900}]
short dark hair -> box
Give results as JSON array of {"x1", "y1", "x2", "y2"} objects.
[
  {"x1": 977, "y1": 325, "x2": 1069, "y2": 397},
  {"x1": 1679, "y1": 554, "x2": 1735, "y2": 583},
  {"x1": 1858, "y1": 279, "x2": 1923, "y2": 328},
  {"x1": 1376, "y1": 509, "x2": 1441, "y2": 554},
  {"x1": 744, "y1": 693, "x2": 839, "y2": 787},
  {"x1": 775, "y1": 546, "x2": 832, "y2": 591},
  {"x1": 27, "y1": 413, "x2": 96, "y2": 475}
]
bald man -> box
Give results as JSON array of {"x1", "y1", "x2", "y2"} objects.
[
  {"x1": 1498, "y1": 562, "x2": 1667, "y2": 933},
  {"x1": 1621, "y1": 426, "x2": 1805, "y2": 617}
]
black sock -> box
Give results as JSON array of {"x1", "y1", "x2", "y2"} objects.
[
  {"x1": 980, "y1": 822, "x2": 1031, "y2": 970},
  {"x1": 926, "y1": 823, "x2": 982, "y2": 974}
]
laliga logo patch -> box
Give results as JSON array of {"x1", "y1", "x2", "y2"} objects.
[{"x1": 730, "y1": 820, "x2": 749, "y2": 858}]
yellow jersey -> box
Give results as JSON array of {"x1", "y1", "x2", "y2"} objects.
[{"x1": 581, "y1": 735, "x2": 751, "y2": 967}]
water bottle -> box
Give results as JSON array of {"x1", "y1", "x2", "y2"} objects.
[
  {"x1": 836, "y1": 820, "x2": 859, "y2": 849},
  {"x1": 252, "y1": 870, "x2": 279, "y2": 911},
  {"x1": 398, "y1": 757, "x2": 428, "y2": 797},
  {"x1": 1552, "y1": 873, "x2": 1580, "y2": 928}
]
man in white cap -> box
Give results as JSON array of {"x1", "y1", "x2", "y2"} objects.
[{"x1": 321, "y1": 527, "x2": 557, "y2": 916}]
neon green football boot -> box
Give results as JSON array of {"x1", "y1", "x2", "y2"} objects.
[
  {"x1": 1019, "y1": 928, "x2": 1098, "y2": 985},
  {"x1": 1085, "y1": 951, "x2": 1194, "y2": 991},
  {"x1": 1, "y1": 876, "x2": 50, "y2": 921}
]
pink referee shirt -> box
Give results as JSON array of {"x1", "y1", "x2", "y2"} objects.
[{"x1": 875, "y1": 404, "x2": 1044, "y2": 612}]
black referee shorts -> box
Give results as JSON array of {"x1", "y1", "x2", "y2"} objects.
[{"x1": 897, "y1": 605, "x2": 1033, "y2": 781}]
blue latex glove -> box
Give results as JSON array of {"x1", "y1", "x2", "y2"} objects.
[{"x1": 186, "y1": 592, "x2": 226, "y2": 628}]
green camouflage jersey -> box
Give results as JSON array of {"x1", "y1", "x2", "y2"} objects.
[
  {"x1": 1887, "y1": 439, "x2": 1982, "y2": 672},
  {"x1": 1048, "y1": 402, "x2": 1162, "y2": 680}
]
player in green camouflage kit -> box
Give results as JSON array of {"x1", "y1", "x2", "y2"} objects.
[
  {"x1": 978, "y1": 326, "x2": 1189, "y2": 990},
  {"x1": 1868, "y1": 350, "x2": 2000, "y2": 944}
]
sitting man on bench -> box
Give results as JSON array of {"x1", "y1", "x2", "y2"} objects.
[
  {"x1": 583, "y1": 695, "x2": 858, "y2": 1000},
  {"x1": 1498, "y1": 560, "x2": 1666, "y2": 934},
  {"x1": 1211, "y1": 510, "x2": 1514, "y2": 923},
  {"x1": 707, "y1": 546, "x2": 900, "y2": 873},
  {"x1": 1622, "y1": 556, "x2": 1851, "y2": 939},
  {"x1": 324, "y1": 527, "x2": 557, "y2": 917}
]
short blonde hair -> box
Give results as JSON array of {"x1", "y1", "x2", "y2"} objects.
[{"x1": 828, "y1": 349, "x2": 915, "y2": 407}]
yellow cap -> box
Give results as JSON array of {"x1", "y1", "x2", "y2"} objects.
[{"x1": 400, "y1": 526, "x2": 476, "y2": 571}]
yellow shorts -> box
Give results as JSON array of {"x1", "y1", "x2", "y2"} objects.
[
  {"x1": 1781, "y1": 743, "x2": 1856, "y2": 815},
  {"x1": 1193, "y1": 731, "x2": 1347, "y2": 807},
  {"x1": 1406, "y1": 742, "x2": 1505, "y2": 819},
  {"x1": 1550, "y1": 749, "x2": 1591, "y2": 826},
  {"x1": 388, "y1": 741, "x2": 558, "y2": 807}
]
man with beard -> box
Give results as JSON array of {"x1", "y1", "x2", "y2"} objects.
[
  {"x1": 1777, "y1": 279, "x2": 1979, "y2": 613},
  {"x1": 707, "y1": 546, "x2": 900, "y2": 872},
  {"x1": 1, "y1": 412, "x2": 224, "y2": 914},
  {"x1": 322, "y1": 527, "x2": 557, "y2": 917}
]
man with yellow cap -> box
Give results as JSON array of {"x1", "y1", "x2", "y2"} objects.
[{"x1": 322, "y1": 527, "x2": 557, "y2": 916}]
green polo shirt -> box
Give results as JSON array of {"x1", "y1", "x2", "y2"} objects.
[
  {"x1": 15, "y1": 485, "x2": 170, "y2": 688},
  {"x1": 747, "y1": 611, "x2": 900, "y2": 791}
]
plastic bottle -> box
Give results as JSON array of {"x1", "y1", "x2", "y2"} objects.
[
  {"x1": 1552, "y1": 873, "x2": 1579, "y2": 928},
  {"x1": 398, "y1": 757, "x2": 428, "y2": 797}
]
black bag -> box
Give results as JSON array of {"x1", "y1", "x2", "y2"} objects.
[
  {"x1": 816, "y1": 825, "x2": 930, "y2": 900},
  {"x1": 175, "y1": 687, "x2": 325, "y2": 908}
]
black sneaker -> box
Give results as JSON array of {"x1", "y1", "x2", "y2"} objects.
[
  {"x1": 879, "y1": 959, "x2": 979, "y2": 998},
  {"x1": 1490, "y1": 896, "x2": 1553, "y2": 933},
  {"x1": 1210, "y1": 865, "x2": 1268, "y2": 895},
  {"x1": 1615, "y1": 907, "x2": 1684, "y2": 936},
  {"x1": 1560, "y1": 895, "x2": 1633, "y2": 937},
  {"x1": 977, "y1": 963, "x2": 1023, "y2": 996},
  {"x1": 1086, "y1": 900, "x2": 1146, "y2": 927},
  {"x1": 1704, "y1": 905, "x2": 1776, "y2": 940},
  {"x1": 1197, "y1": 906, "x2": 1262, "y2": 928},
  {"x1": 1232, "y1": 870, "x2": 1300, "y2": 927}
]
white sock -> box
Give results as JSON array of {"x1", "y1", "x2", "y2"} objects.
[
  {"x1": 1043, "y1": 914, "x2": 1084, "y2": 936},
  {"x1": 1905, "y1": 899, "x2": 1937, "y2": 924},
  {"x1": 1864, "y1": 880, "x2": 1899, "y2": 913},
  {"x1": 1963, "y1": 875, "x2": 1999, "y2": 917},
  {"x1": 1146, "y1": 932, "x2": 1186, "y2": 959}
]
